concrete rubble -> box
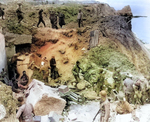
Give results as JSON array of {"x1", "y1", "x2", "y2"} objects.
[{"x1": 25, "y1": 79, "x2": 66, "y2": 121}]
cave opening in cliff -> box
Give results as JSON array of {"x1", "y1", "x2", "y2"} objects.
[{"x1": 15, "y1": 43, "x2": 31, "y2": 54}]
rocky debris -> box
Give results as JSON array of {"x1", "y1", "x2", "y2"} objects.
[
  {"x1": 62, "y1": 30, "x2": 74, "y2": 38},
  {"x1": 62, "y1": 57, "x2": 69, "y2": 64},
  {"x1": 59, "y1": 49, "x2": 66, "y2": 54},
  {"x1": 34, "y1": 94, "x2": 66, "y2": 116},
  {"x1": 83, "y1": 90, "x2": 97, "y2": 100},
  {"x1": 77, "y1": 81, "x2": 86, "y2": 90},
  {"x1": 58, "y1": 85, "x2": 69, "y2": 94},
  {"x1": 26, "y1": 79, "x2": 66, "y2": 116}
]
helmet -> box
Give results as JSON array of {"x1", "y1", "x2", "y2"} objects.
[{"x1": 99, "y1": 90, "x2": 107, "y2": 97}]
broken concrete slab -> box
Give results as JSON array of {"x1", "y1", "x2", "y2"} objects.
[
  {"x1": 5, "y1": 32, "x2": 32, "y2": 45},
  {"x1": 58, "y1": 85, "x2": 69, "y2": 94},
  {"x1": 26, "y1": 79, "x2": 66, "y2": 116}
]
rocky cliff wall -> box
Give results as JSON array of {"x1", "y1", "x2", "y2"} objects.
[{"x1": 88, "y1": 4, "x2": 150, "y2": 75}]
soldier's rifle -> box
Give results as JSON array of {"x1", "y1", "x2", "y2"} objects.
[{"x1": 92, "y1": 108, "x2": 101, "y2": 122}]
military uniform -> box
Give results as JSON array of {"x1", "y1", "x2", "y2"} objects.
[
  {"x1": 16, "y1": 103, "x2": 34, "y2": 122},
  {"x1": 0, "y1": 8, "x2": 4, "y2": 19},
  {"x1": 99, "y1": 90, "x2": 110, "y2": 122},
  {"x1": 37, "y1": 9, "x2": 46, "y2": 27},
  {"x1": 96, "y1": 74, "x2": 105, "y2": 96},
  {"x1": 77, "y1": 10, "x2": 83, "y2": 28},
  {"x1": 50, "y1": 57, "x2": 59, "y2": 79},
  {"x1": 49, "y1": 12, "x2": 58, "y2": 29},
  {"x1": 116, "y1": 92, "x2": 133, "y2": 114},
  {"x1": 113, "y1": 69, "x2": 122, "y2": 92},
  {"x1": 133, "y1": 82, "x2": 142, "y2": 105},
  {"x1": 16, "y1": 7, "x2": 24, "y2": 23},
  {"x1": 58, "y1": 12, "x2": 65, "y2": 28},
  {"x1": 72, "y1": 61, "x2": 81, "y2": 83}
]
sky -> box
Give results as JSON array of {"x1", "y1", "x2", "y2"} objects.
[
  {"x1": 0, "y1": 0, "x2": 149, "y2": 43},
  {"x1": 95, "y1": 0, "x2": 150, "y2": 44}
]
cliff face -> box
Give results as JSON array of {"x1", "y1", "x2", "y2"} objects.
[{"x1": 87, "y1": 4, "x2": 150, "y2": 75}]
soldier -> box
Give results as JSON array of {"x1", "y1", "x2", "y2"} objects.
[
  {"x1": 99, "y1": 90, "x2": 110, "y2": 122},
  {"x1": 77, "y1": 9, "x2": 83, "y2": 28},
  {"x1": 0, "y1": 7, "x2": 4, "y2": 20},
  {"x1": 18, "y1": 71, "x2": 29, "y2": 89},
  {"x1": 72, "y1": 61, "x2": 81, "y2": 83},
  {"x1": 123, "y1": 78, "x2": 134, "y2": 103},
  {"x1": 113, "y1": 67, "x2": 122, "y2": 92},
  {"x1": 49, "y1": 11, "x2": 58, "y2": 29},
  {"x1": 50, "y1": 56, "x2": 59, "y2": 79},
  {"x1": 93, "y1": 90, "x2": 110, "y2": 122},
  {"x1": 95, "y1": 69, "x2": 105, "y2": 96},
  {"x1": 116, "y1": 92, "x2": 133, "y2": 114},
  {"x1": 133, "y1": 81, "x2": 142, "y2": 105},
  {"x1": 58, "y1": 12, "x2": 65, "y2": 28},
  {"x1": 37, "y1": 9, "x2": 46, "y2": 27},
  {"x1": 9, "y1": 53, "x2": 24, "y2": 79},
  {"x1": 16, "y1": 97, "x2": 35, "y2": 122},
  {"x1": 16, "y1": 3, "x2": 24, "y2": 23},
  {"x1": 39, "y1": 57, "x2": 49, "y2": 81}
]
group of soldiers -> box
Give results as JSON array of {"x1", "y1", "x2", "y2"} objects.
[
  {"x1": 72, "y1": 61, "x2": 150, "y2": 121},
  {"x1": 1, "y1": 3, "x2": 84, "y2": 28},
  {"x1": 37, "y1": 9, "x2": 66, "y2": 28},
  {"x1": 14, "y1": 3, "x2": 66, "y2": 28}
]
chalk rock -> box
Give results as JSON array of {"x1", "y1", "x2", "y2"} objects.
[{"x1": 0, "y1": 104, "x2": 6, "y2": 120}]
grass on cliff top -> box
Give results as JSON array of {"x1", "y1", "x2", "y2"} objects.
[
  {"x1": 47, "y1": 4, "x2": 83, "y2": 24},
  {"x1": 5, "y1": 3, "x2": 86, "y2": 34}
]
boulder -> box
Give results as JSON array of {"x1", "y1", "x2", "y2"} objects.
[{"x1": 77, "y1": 81, "x2": 86, "y2": 90}]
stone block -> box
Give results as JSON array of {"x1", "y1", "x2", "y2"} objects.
[{"x1": 58, "y1": 85, "x2": 69, "y2": 94}]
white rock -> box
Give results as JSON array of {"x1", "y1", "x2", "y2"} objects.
[{"x1": 0, "y1": 104, "x2": 6, "y2": 120}]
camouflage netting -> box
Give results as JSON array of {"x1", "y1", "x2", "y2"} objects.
[
  {"x1": 0, "y1": 82, "x2": 17, "y2": 119},
  {"x1": 77, "y1": 45, "x2": 137, "y2": 85}
]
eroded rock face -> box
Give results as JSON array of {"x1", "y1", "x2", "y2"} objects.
[{"x1": 88, "y1": 4, "x2": 150, "y2": 75}]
